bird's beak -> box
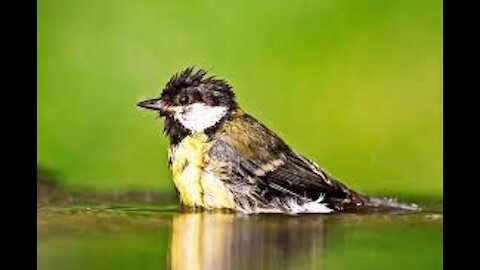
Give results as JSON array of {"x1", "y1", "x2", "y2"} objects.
[{"x1": 137, "y1": 98, "x2": 173, "y2": 116}]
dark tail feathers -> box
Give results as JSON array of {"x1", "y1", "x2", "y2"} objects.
[{"x1": 366, "y1": 196, "x2": 421, "y2": 211}]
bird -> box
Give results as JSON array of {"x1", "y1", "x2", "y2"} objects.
[{"x1": 137, "y1": 67, "x2": 419, "y2": 214}]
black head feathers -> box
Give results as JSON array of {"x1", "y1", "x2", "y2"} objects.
[
  {"x1": 160, "y1": 67, "x2": 236, "y2": 108},
  {"x1": 162, "y1": 67, "x2": 233, "y2": 96},
  {"x1": 165, "y1": 67, "x2": 206, "y2": 92}
]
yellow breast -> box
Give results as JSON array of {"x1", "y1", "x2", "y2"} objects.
[{"x1": 169, "y1": 133, "x2": 235, "y2": 209}]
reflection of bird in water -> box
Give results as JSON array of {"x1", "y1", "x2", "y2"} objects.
[{"x1": 169, "y1": 213, "x2": 327, "y2": 270}]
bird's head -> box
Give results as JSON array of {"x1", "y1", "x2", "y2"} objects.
[{"x1": 138, "y1": 67, "x2": 236, "y2": 133}]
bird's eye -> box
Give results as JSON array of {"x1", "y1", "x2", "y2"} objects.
[{"x1": 179, "y1": 95, "x2": 189, "y2": 105}]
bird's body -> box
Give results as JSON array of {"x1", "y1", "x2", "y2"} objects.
[
  {"x1": 169, "y1": 131, "x2": 236, "y2": 209},
  {"x1": 167, "y1": 108, "x2": 364, "y2": 213},
  {"x1": 138, "y1": 68, "x2": 418, "y2": 214}
]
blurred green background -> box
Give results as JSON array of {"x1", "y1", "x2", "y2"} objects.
[{"x1": 37, "y1": 0, "x2": 442, "y2": 197}]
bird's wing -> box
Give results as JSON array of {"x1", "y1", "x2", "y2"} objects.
[{"x1": 212, "y1": 112, "x2": 367, "y2": 207}]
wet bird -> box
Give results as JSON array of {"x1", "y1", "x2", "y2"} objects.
[{"x1": 138, "y1": 67, "x2": 418, "y2": 214}]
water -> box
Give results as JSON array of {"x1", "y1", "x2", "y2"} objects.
[{"x1": 37, "y1": 200, "x2": 442, "y2": 270}]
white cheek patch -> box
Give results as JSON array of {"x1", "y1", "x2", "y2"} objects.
[{"x1": 173, "y1": 103, "x2": 228, "y2": 132}]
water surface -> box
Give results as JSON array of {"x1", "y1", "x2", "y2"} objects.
[{"x1": 37, "y1": 200, "x2": 442, "y2": 270}]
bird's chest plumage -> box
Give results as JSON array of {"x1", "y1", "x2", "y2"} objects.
[{"x1": 168, "y1": 133, "x2": 235, "y2": 209}]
